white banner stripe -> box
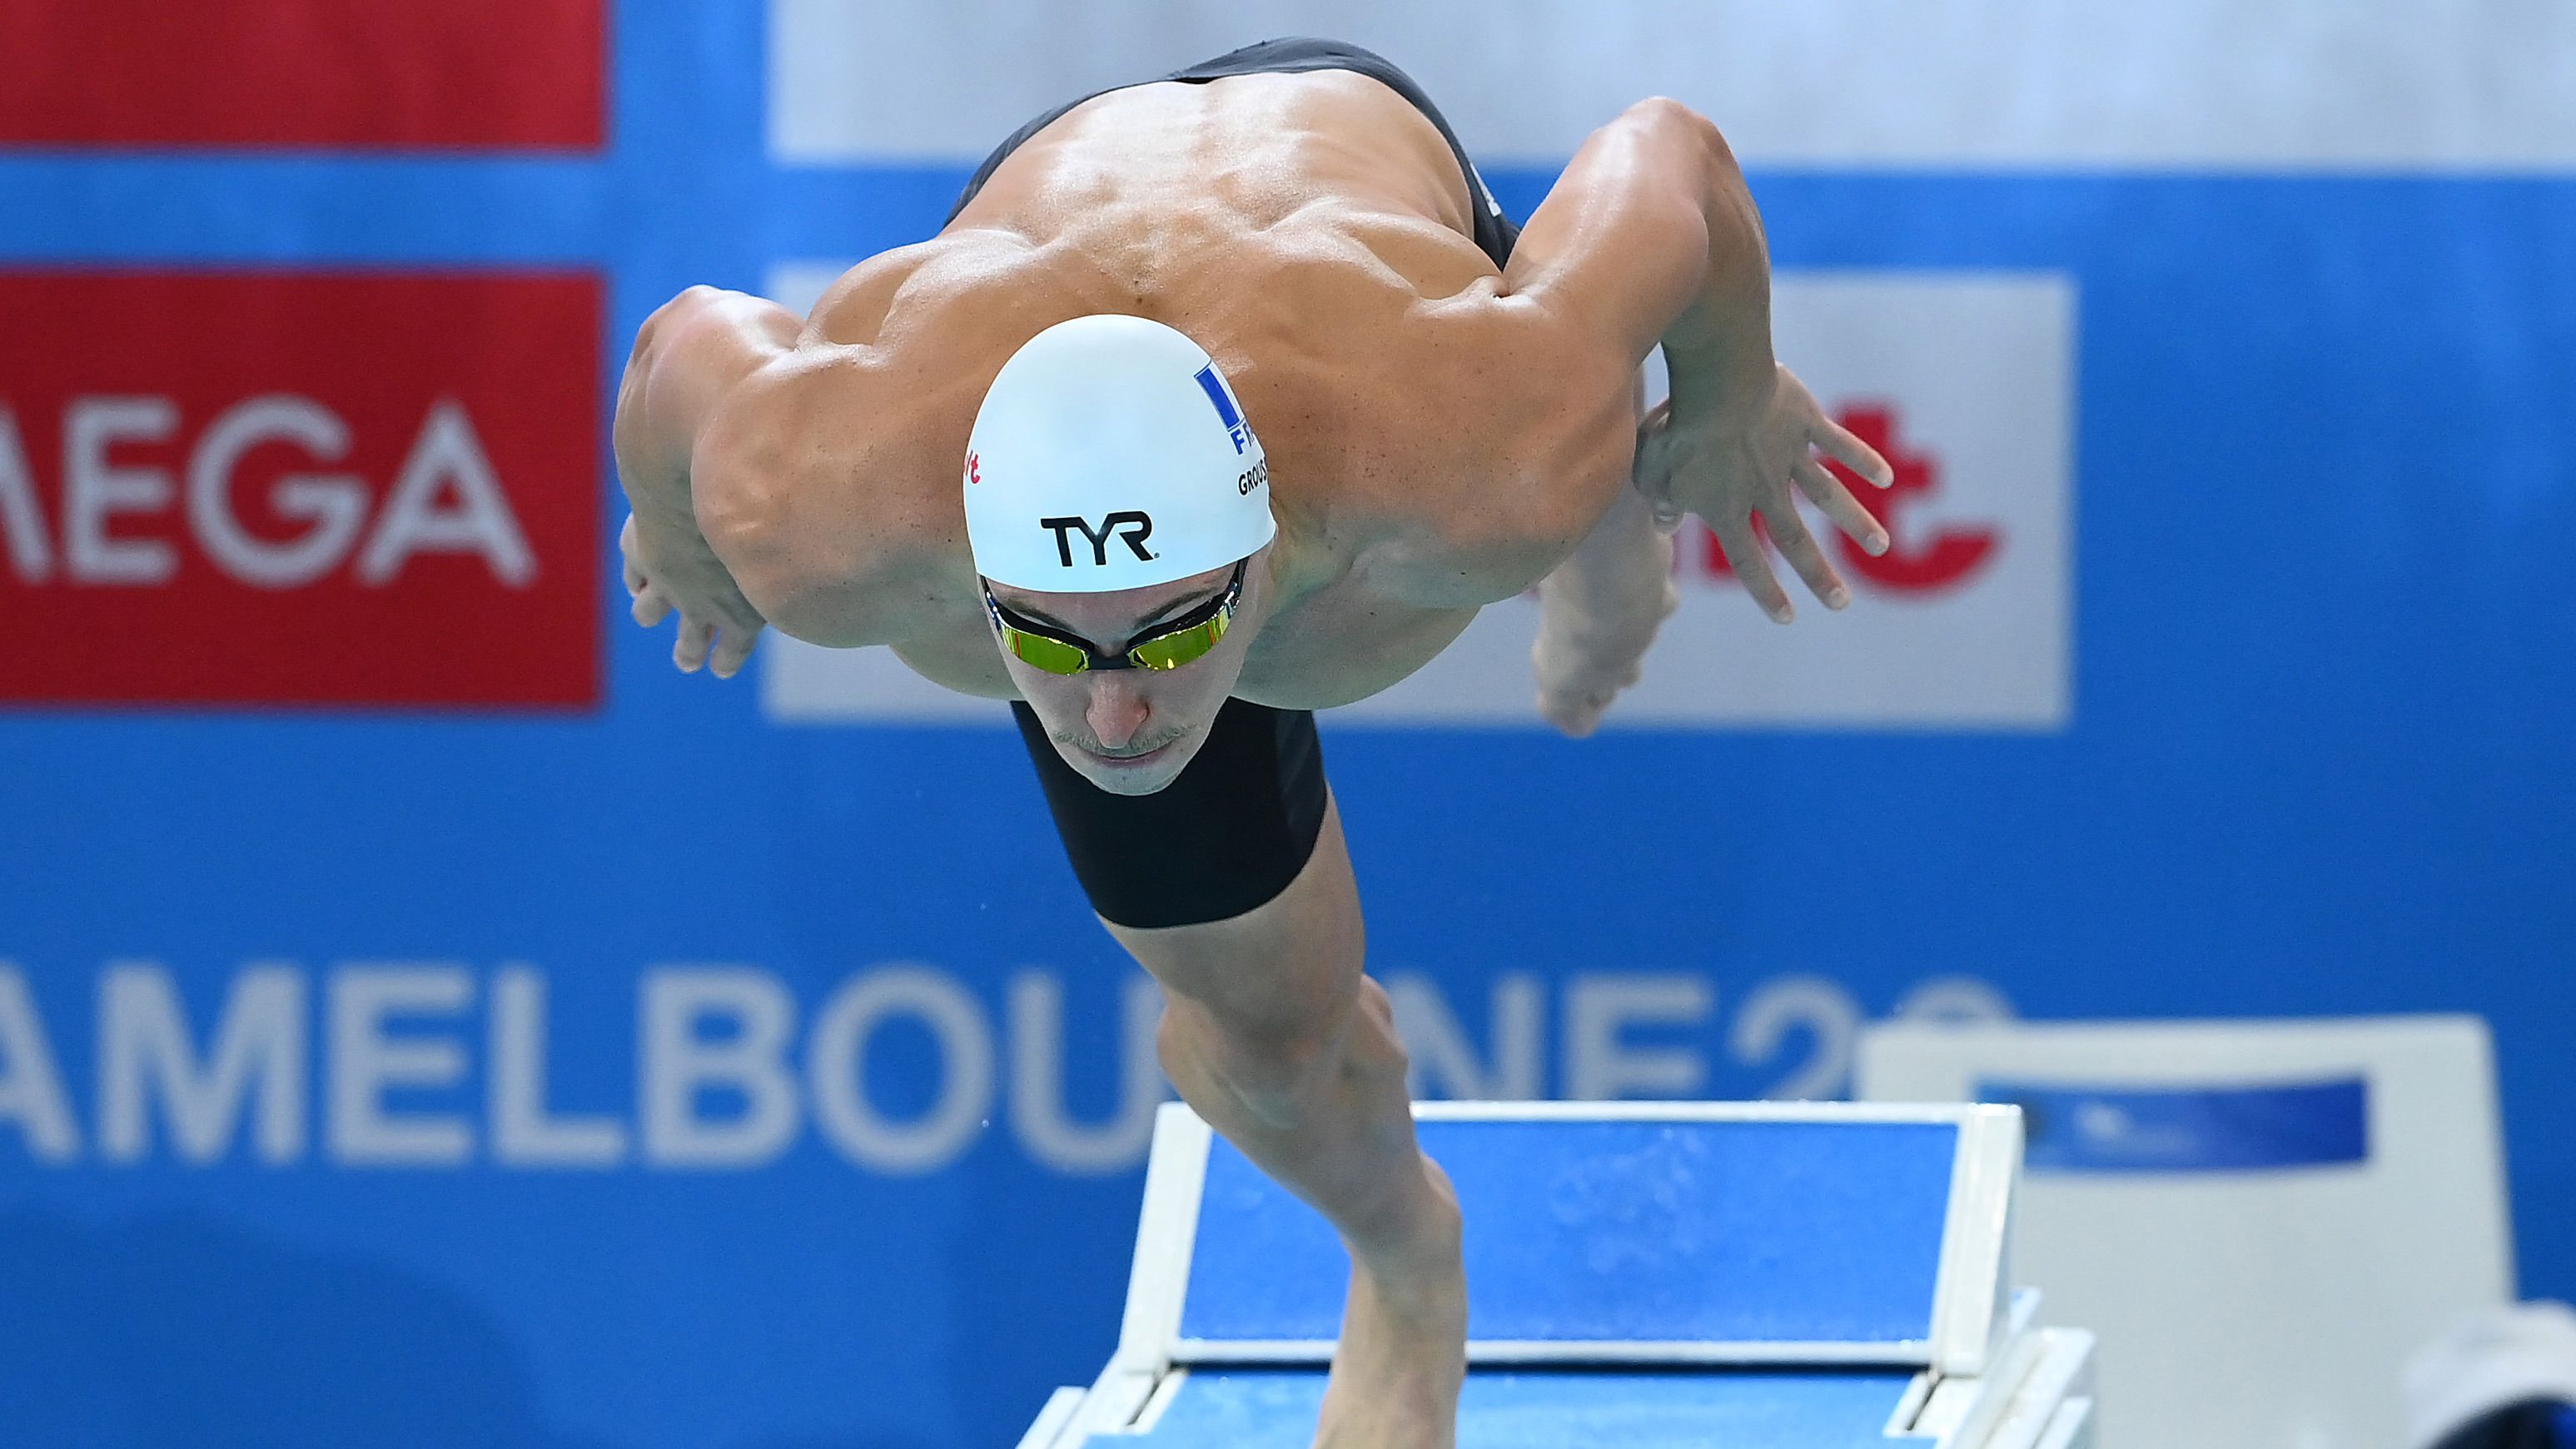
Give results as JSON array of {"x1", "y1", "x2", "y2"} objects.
[{"x1": 771, "y1": 0, "x2": 2576, "y2": 172}]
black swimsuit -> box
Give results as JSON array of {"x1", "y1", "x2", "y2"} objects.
[{"x1": 961, "y1": 38, "x2": 1519, "y2": 929}]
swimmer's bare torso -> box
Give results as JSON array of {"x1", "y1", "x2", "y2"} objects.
[
  {"x1": 805, "y1": 70, "x2": 1549, "y2": 709},
  {"x1": 615, "y1": 68, "x2": 1895, "y2": 722}
]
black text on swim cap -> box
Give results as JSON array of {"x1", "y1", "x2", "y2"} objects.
[{"x1": 1040, "y1": 511, "x2": 1158, "y2": 567}]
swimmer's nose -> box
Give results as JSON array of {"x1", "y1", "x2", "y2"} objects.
[{"x1": 1086, "y1": 682, "x2": 1150, "y2": 752}]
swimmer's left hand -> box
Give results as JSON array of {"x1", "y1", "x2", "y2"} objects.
[
  {"x1": 1532, "y1": 486, "x2": 1678, "y2": 738},
  {"x1": 1634, "y1": 363, "x2": 1895, "y2": 624},
  {"x1": 1534, "y1": 619, "x2": 1659, "y2": 738}
]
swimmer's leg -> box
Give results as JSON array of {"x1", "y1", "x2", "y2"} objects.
[{"x1": 1106, "y1": 797, "x2": 1465, "y2": 1449}]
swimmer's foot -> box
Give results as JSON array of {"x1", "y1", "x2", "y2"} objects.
[{"x1": 1313, "y1": 1170, "x2": 1468, "y2": 1449}]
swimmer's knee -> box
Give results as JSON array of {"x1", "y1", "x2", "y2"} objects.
[
  {"x1": 1160, "y1": 985, "x2": 1407, "y2": 1131},
  {"x1": 1158, "y1": 998, "x2": 1335, "y2": 1128}
]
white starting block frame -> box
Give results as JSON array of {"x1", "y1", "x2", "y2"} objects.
[{"x1": 1021, "y1": 1101, "x2": 2097, "y2": 1449}]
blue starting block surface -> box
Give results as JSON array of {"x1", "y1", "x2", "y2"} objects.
[
  {"x1": 1176, "y1": 1112, "x2": 1972, "y2": 1357},
  {"x1": 1102, "y1": 1367, "x2": 1926, "y2": 1449},
  {"x1": 1022, "y1": 1105, "x2": 2077, "y2": 1449}
]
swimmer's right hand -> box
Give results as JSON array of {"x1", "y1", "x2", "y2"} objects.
[
  {"x1": 611, "y1": 287, "x2": 802, "y2": 678},
  {"x1": 620, "y1": 511, "x2": 768, "y2": 679}
]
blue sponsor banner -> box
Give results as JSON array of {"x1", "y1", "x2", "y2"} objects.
[{"x1": 1982, "y1": 1078, "x2": 2371, "y2": 1173}]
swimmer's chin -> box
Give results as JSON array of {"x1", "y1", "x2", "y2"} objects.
[{"x1": 1057, "y1": 733, "x2": 1204, "y2": 795}]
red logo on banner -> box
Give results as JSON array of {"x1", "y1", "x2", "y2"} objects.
[
  {"x1": 1698, "y1": 403, "x2": 1998, "y2": 595},
  {"x1": 0, "y1": 272, "x2": 601, "y2": 708},
  {"x1": 0, "y1": 0, "x2": 605, "y2": 149}
]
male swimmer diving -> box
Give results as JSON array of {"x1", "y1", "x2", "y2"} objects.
[{"x1": 614, "y1": 37, "x2": 1892, "y2": 1449}]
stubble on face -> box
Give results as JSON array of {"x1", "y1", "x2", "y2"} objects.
[{"x1": 1055, "y1": 728, "x2": 1204, "y2": 794}]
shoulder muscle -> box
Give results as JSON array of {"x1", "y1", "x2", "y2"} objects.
[
  {"x1": 1356, "y1": 297, "x2": 1642, "y2": 605},
  {"x1": 693, "y1": 349, "x2": 968, "y2": 648}
]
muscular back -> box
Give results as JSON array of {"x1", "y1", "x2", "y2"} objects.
[{"x1": 688, "y1": 68, "x2": 1645, "y2": 708}]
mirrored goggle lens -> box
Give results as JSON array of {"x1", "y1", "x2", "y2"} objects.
[
  {"x1": 1004, "y1": 629, "x2": 1091, "y2": 675},
  {"x1": 1127, "y1": 612, "x2": 1229, "y2": 671}
]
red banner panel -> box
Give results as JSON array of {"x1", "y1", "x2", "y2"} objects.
[
  {"x1": 0, "y1": 271, "x2": 602, "y2": 708},
  {"x1": 0, "y1": 2, "x2": 605, "y2": 149}
]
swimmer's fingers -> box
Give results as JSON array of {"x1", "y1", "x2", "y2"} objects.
[
  {"x1": 673, "y1": 615, "x2": 717, "y2": 673},
  {"x1": 1809, "y1": 410, "x2": 1894, "y2": 490},
  {"x1": 1760, "y1": 495, "x2": 1850, "y2": 610},
  {"x1": 709, "y1": 622, "x2": 763, "y2": 680},
  {"x1": 621, "y1": 515, "x2": 675, "y2": 625},
  {"x1": 618, "y1": 515, "x2": 654, "y2": 589},
  {"x1": 630, "y1": 582, "x2": 674, "y2": 628},
  {"x1": 1629, "y1": 401, "x2": 1688, "y2": 530},
  {"x1": 1709, "y1": 511, "x2": 1793, "y2": 624},
  {"x1": 1793, "y1": 456, "x2": 1889, "y2": 557}
]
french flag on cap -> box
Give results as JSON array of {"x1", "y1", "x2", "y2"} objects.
[{"x1": 1194, "y1": 363, "x2": 1251, "y2": 454}]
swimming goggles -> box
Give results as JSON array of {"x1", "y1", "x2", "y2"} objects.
[{"x1": 984, "y1": 560, "x2": 1246, "y2": 675}]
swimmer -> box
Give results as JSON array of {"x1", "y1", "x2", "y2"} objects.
[{"x1": 614, "y1": 37, "x2": 1892, "y2": 1449}]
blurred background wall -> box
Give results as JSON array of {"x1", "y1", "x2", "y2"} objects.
[{"x1": 0, "y1": 3, "x2": 2569, "y2": 1447}]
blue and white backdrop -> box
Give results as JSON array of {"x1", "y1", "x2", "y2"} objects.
[{"x1": 1, "y1": 3, "x2": 2571, "y2": 1447}]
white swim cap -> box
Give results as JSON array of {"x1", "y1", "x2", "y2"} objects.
[{"x1": 964, "y1": 314, "x2": 1275, "y2": 591}]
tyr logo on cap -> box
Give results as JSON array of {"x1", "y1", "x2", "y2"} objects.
[{"x1": 1039, "y1": 510, "x2": 1156, "y2": 566}]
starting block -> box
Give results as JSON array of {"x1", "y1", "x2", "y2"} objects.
[{"x1": 1019, "y1": 1102, "x2": 2096, "y2": 1449}]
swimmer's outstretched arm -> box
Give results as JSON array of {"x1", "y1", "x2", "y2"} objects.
[
  {"x1": 614, "y1": 286, "x2": 801, "y2": 677},
  {"x1": 1461, "y1": 98, "x2": 1900, "y2": 624}
]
